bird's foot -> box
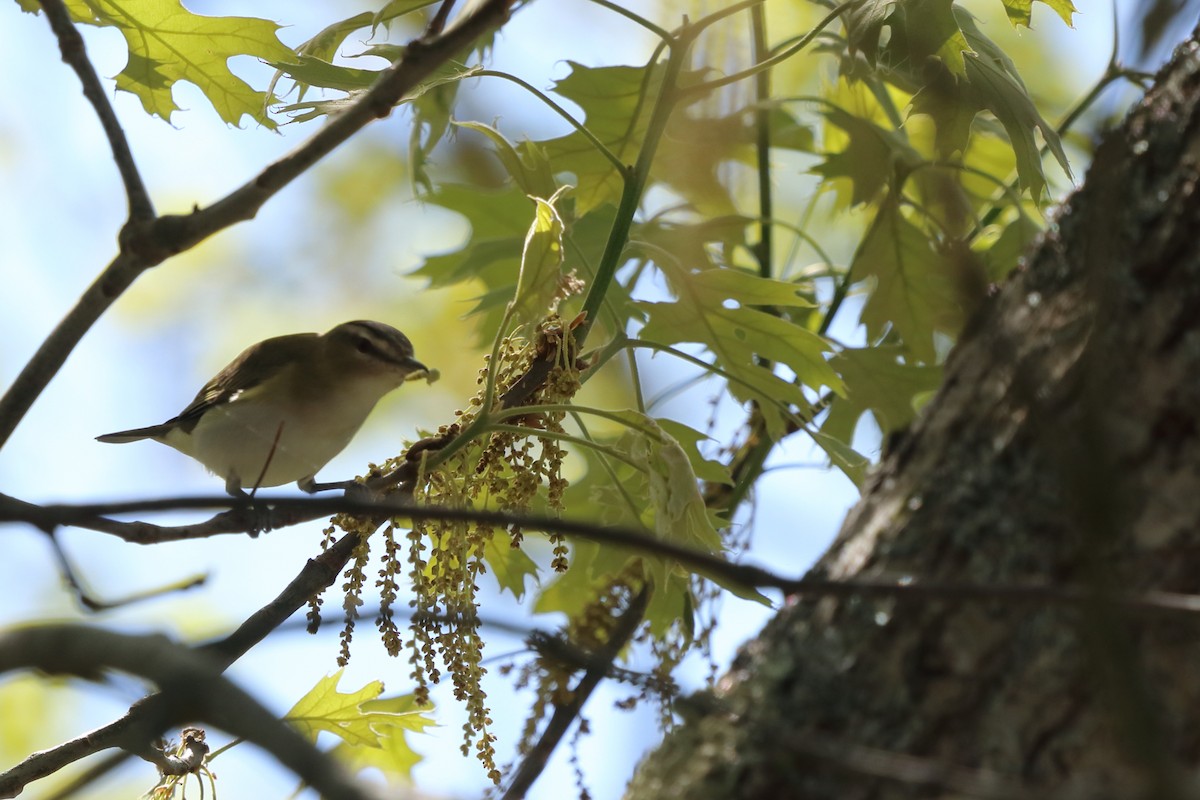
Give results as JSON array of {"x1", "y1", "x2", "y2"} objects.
[{"x1": 225, "y1": 480, "x2": 273, "y2": 537}]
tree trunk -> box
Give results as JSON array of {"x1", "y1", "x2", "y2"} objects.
[{"x1": 627, "y1": 25, "x2": 1200, "y2": 800}]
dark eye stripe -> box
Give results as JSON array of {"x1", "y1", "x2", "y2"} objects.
[
  {"x1": 334, "y1": 321, "x2": 416, "y2": 368},
  {"x1": 355, "y1": 335, "x2": 387, "y2": 360}
]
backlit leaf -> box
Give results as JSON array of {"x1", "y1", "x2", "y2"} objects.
[
  {"x1": 541, "y1": 62, "x2": 653, "y2": 213},
  {"x1": 824, "y1": 347, "x2": 943, "y2": 441},
  {"x1": 814, "y1": 107, "x2": 924, "y2": 206},
  {"x1": 1000, "y1": 0, "x2": 1076, "y2": 27},
  {"x1": 511, "y1": 187, "x2": 570, "y2": 329},
  {"x1": 638, "y1": 265, "x2": 841, "y2": 438},
  {"x1": 851, "y1": 202, "x2": 966, "y2": 362},
  {"x1": 454, "y1": 121, "x2": 558, "y2": 199},
  {"x1": 38, "y1": 0, "x2": 297, "y2": 126},
  {"x1": 286, "y1": 671, "x2": 433, "y2": 751}
]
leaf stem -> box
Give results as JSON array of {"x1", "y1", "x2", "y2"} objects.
[
  {"x1": 576, "y1": 35, "x2": 693, "y2": 347},
  {"x1": 581, "y1": 0, "x2": 672, "y2": 41},
  {"x1": 493, "y1": 403, "x2": 658, "y2": 436},
  {"x1": 751, "y1": 5, "x2": 773, "y2": 282},
  {"x1": 677, "y1": 0, "x2": 859, "y2": 101},
  {"x1": 475, "y1": 70, "x2": 625, "y2": 174}
]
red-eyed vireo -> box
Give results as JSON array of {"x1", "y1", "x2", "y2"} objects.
[{"x1": 97, "y1": 320, "x2": 428, "y2": 495}]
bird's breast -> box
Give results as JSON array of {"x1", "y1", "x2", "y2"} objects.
[{"x1": 175, "y1": 389, "x2": 380, "y2": 488}]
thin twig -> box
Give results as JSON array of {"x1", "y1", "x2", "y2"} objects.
[
  {"x1": 36, "y1": 0, "x2": 153, "y2": 220},
  {"x1": 501, "y1": 586, "x2": 650, "y2": 799},
  {"x1": 0, "y1": 625, "x2": 376, "y2": 800},
  {"x1": 428, "y1": 0, "x2": 457, "y2": 35},
  {"x1": 45, "y1": 530, "x2": 207, "y2": 611},
  {"x1": 0, "y1": 531, "x2": 364, "y2": 798},
  {"x1": 8, "y1": 492, "x2": 1200, "y2": 621}
]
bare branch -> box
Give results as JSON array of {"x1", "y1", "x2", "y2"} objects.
[
  {"x1": 502, "y1": 586, "x2": 650, "y2": 800},
  {"x1": 46, "y1": 529, "x2": 207, "y2": 611},
  {"x1": 36, "y1": 0, "x2": 153, "y2": 220},
  {"x1": 429, "y1": 0, "x2": 458, "y2": 35},
  {"x1": 0, "y1": 625, "x2": 379, "y2": 800},
  {"x1": 0, "y1": 531, "x2": 364, "y2": 798},
  {"x1": 10, "y1": 492, "x2": 1200, "y2": 621}
]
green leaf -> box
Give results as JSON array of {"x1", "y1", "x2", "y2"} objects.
[
  {"x1": 813, "y1": 107, "x2": 924, "y2": 206},
  {"x1": 904, "y1": 0, "x2": 971, "y2": 78},
  {"x1": 975, "y1": 208, "x2": 1042, "y2": 282},
  {"x1": 372, "y1": 0, "x2": 439, "y2": 29},
  {"x1": 842, "y1": 0, "x2": 894, "y2": 67},
  {"x1": 270, "y1": 54, "x2": 379, "y2": 92},
  {"x1": 331, "y1": 694, "x2": 434, "y2": 785},
  {"x1": 45, "y1": 0, "x2": 297, "y2": 126},
  {"x1": 825, "y1": 347, "x2": 943, "y2": 439},
  {"x1": 851, "y1": 202, "x2": 967, "y2": 363},
  {"x1": 838, "y1": 2, "x2": 1072, "y2": 199},
  {"x1": 511, "y1": 187, "x2": 570, "y2": 329},
  {"x1": 960, "y1": 37, "x2": 1071, "y2": 197},
  {"x1": 843, "y1": 0, "x2": 968, "y2": 78},
  {"x1": 534, "y1": 414, "x2": 766, "y2": 635},
  {"x1": 1000, "y1": 0, "x2": 1076, "y2": 27},
  {"x1": 286, "y1": 671, "x2": 433, "y2": 751},
  {"x1": 771, "y1": 106, "x2": 817, "y2": 152},
  {"x1": 810, "y1": 429, "x2": 870, "y2": 488},
  {"x1": 483, "y1": 533, "x2": 539, "y2": 599},
  {"x1": 454, "y1": 121, "x2": 559, "y2": 201},
  {"x1": 269, "y1": 10, "x2": 371, "y2": 102},
  {"x1": 909, "y1": 69, "x2": 979, "y2": 158},
  {"x1": 539, "y1": 62, "x2": 704, "y2": 214},
  {"x1": 627, "y1": 415, "x2": 722, "y2": 551},
  {"x1": 654, "y1": 419, "x2": 732, "y2": 485},
  {"x1": 540, "y1": 62, "x2": 649, "y2": 213},
  {"x1": 414, "y1": 182, "x2": 531, "y2": 314},
  {"x1": 414, "y1": 182, "x2": 613, "y2": 340},
  {"x1": 637, "y1": 265, "x2": 841, "y2": 438},
  {"x1": 267, "y1": 3, "x2": 434, "y2": 102},
  {"x1": 331, "y1": 728, "x2": 422, "y2": 786}
]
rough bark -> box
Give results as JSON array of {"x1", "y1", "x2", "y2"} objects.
[{"x1": 627, "y1": 27, "x2": 1200, "y2": 800}]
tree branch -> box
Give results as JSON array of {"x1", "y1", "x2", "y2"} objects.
[
  {"x1": 502, "y1": 586, "x2": 650, "y2": 800},
  {"x1": 0, "y1": 625, "x2": 378, "y2": 800},
  {"x1": 0, "y1": 532, "x2": 364, "y2": 798},
  {"x1": 9, "y1": 492, "x2": 1200, "y2": 621},
  {"x1": 36, "y1": 0, "x2": 153, "y2": 221}
]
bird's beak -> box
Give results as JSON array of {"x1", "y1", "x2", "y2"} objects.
[{"x1": 402, "y1": 356, "x2": 429, "y2": 376}]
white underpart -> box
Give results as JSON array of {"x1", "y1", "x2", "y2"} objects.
[{"x1": 161, "y1": 372, "x2": 402, "y2": 489}]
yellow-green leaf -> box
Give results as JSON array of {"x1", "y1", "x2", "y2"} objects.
[
  {"x1": 814, "y1": 107, "x2": 924, "y2": 206},
  {"x1": 810, "y1": 429, "x2": 870, "y2": 488},
  {"x1": 851, "y1": 202, "x2": 967, "y2": 363},
  {"x1": 510, "y1": 187, "x2": 571, "y2": 329},
  {"x1": 539, "y1": 62, "x2": 703, "y2": 214},
  {"x1": 1000, "y1": 0, "x2": 1075, "y2": 27},
  {"x1": 286, "y1": 671, "x2": 433, "y2": 750},
  {"x1": 823, "y1": 347, "x2": 943, "y2": 442},
  {"x1": 454, "y1": 121, "x2": 558, "y2": 199},
  {"x1": 50, "y1": 0, "x2": 297, "y2": 126},
  {"x1": 330, "y1": 694, "x2": 435, "y2": 784},
  {"x1": 654, "y1": 419, "x2": 732, "y2": 486},
  {"x1": 483, "y1": 533, "x2": 539, "y2": 599},
  {"x1": 637, "y1": 266, "x2": 840, "y2": 438}
]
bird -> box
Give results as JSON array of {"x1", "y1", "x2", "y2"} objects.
[{"x1": 97, "y1": 320, "x2": 428, "y2": 496}]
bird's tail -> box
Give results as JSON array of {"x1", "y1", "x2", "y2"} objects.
[{"x1": 96, "y1": 424, "x2": 173, "y2": 443}]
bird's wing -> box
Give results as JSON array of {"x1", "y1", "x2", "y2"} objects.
[{"x1": 167, "y1": 333, "x2": 320, "y2": 433}]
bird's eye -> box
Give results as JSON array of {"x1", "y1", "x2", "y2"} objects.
[{"x1": 355, "y1": 337, "x2": 372, "y2": 355}]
